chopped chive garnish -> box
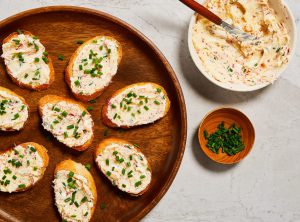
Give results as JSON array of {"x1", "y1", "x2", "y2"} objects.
[
  {"x1": 74, "y1": 80, "x2": 80, "y2": 86},
  {"x1": 111, "y1": 104, "x2": 116, "y2": 109},
  {"x1": 34, "y1": 57, "x2": 39, "y2": 63},
  {"x1": 77, "y1": 40, "x2": 84, "y2": 44},
  {"x1": 67, "y1": 125, "x2": 74, "y2": 129},
  {"x1": 68, "y1": 171, "x2": 74, "y2": 177},
  {"x1": 154, "y1": 100, "x2": 160, "y2": 105},
  {"x1": 140, "y1": 175, "x2": 146, "y2": 179},
  {"x1": 58, "y1": 55, "x2": 64, "y2": 61},
  {"x1": 82, "y1": 111, "x2": 87, "y2": 116},
  {"x1": 64, "y1": 197, "x2": 71, "y2": 203},
  {"x1": 81, "y1": 196, "x2": 88, "y2": 203},
  {"x1": 122, "y1": 184, "x2": 126, "y2": 188},
  {"x1": 106, "y1": 159, "x2": 109, "y2": 166},
  {"x1": 12, "y1": 39, "x2": 20, "y2": 45},
  {"x1": 144, "y1": 106, "x2": 149, "y2": 111},
  {"x1": 87, "y1": 106, "x2": 93, "y2": 111},
  {"x1": 12, "y1": 113, "x2": 20, "y2": 120},
  {"x1": 42, "y1": 56, "x2": 48, "y2": 64},
  {"x1": 106, "y1": 171, "x2": 111, "y2": 176},
  {"x1": 61, "y1": 111, "x2": 68, "y2": 117},
  {"x1": 135, "y1": 181, "x2": 142, "y2": 187},
  {"x1": 204, "y1": 122, "x2": 244, "y2": 156},
  {"x1": 156, "y1": 88, "x2": 162, "y2": 93},
  {"x1": 122, "y1": 168, "x2": 125, "y2": 175},
  {"x1": 18, "y1": 184, "x2": 26, "y2": 189},
  {"x1": 85, "y1": 163, "x2": 91, "y2": 171}
]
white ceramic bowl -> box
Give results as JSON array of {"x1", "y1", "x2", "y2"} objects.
[{"x1": 188, "y1": 0, "x2": 296, "y2": 92}]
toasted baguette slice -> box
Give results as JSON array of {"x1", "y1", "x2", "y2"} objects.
[
  {"x1": 53, "y1": 159, "x2": 97, "y2": 222},
  {"x1": 0, "y1": 142, "x2": 49, "y2": 193},
  {"x1": 1, "y1": 30, "x2": 55, "y2": 91},
  {"x1": 94, "y1": 138, "x2": 152, "y2": 196},
  {"x1": 38, "y1": 95, "x2": 94, "y2": 151},
  {"x1": 0, "y1": 86, "x2": 29, "y2": 131},
  {"x1": 102, "y1": 82, "x2": 170, "y2": 128},
  {"x1": 66, "y1": 36, "x2": 122, "y2": 102}
]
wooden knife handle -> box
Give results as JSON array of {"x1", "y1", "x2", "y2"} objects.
[{"x1": 179, "y1": 0, "x2": 222, "y2": 25}]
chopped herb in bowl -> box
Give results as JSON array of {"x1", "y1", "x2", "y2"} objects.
[{"x1": 204, "y1": 122, "x2": 244, "y2": 156}]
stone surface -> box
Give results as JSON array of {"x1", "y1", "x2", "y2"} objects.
[{"x1": 0, "y1": 0, "x2": 299, "y2": 221}]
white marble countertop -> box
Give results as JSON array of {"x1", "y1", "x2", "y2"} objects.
[{"x1": 1, "y1": 0, "x2": 299, "y2": 221}]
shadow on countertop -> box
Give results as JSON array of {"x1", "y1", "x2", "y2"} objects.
[
  {"x1": 191, "y1": 128, "x2": 237, "y2": 172},
  {"x1": 177, "y1": 19, "x2": 269, "y2": 104}
]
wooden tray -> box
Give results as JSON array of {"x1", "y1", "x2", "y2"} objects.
[{"x1": 0, "y1": 6, "x2": 187, "y2": 222}]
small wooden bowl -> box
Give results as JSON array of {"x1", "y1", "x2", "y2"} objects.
[{"x1": 198, "y1": 107, "x2": 255, "y2": 164}]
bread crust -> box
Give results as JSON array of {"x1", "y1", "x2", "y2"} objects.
[
  {"x1": 2, "y1": 30, "x2": 55, "y2": 91},
  {"x1": 0, "y1": 142, "x2": 49, "y2": 192},
  {"x1": 65, "y1": 36, "x2": 122, "y2": 102},
  {"x1": 94, "y1": 137, "x2": 152, "y2": 196},
  {"x1": 38, "y1": 95, "x2": 94, "y2": 151},
  {"x1": 54, "y1": 159, "x2": 97, "y2": 220},
  {"x1": 0, "y1": 86, "x2": 30, "y2": 132},
  {"x1": 101, "y1": 82, "x2": 171, "y2": 128}
]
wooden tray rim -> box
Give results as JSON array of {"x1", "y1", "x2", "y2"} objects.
[{"x1": 0, "y1": 5, "x2": 187, "y2": 221}]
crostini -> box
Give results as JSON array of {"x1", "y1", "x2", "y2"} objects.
[
  {"x1": 1, "y1": 30, "x2": 54, "y2": 91},
  {"x1": 0, "y1": 142, "x2": 49, "y2": 193},
  {"x1": 53, "y1": 159, "x2": 97, "y2": 222},
  {"x1": 65, "y1": 36, "x2": 122, "y2": 102},
  {"x1": 0, "y1": 86, "x2": 29, "y2": 131},
  {"x1": 102, "y1": 82, "x2": 170, "y2": 128},
  {"x1": 94, "y1": 138, "x2": 152, "y2": 196},
  {"x1": 38, "y1": 95, "x2": 94, "y2": 151}
]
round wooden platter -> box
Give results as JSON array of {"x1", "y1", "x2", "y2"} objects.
[{"x1": 0, "y1": 6, "x2": 187, "y2": 222}]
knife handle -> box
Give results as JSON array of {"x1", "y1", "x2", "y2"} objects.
[{"x1": 179, "y1": 0, "x2": 222, "y2": 25}]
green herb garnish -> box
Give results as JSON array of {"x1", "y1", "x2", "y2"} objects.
[
  {"x1": 100, "y1": 203, "x2": 107, "y2": 209},
  {"x1": 58, "y1": 55, "x2": 64, "y2": 61},
  {"x1": 204, "y1": 122, "x2": 244, "y2": 156},
  {"x1": 18, "y1": 184, "x2": 26, "y2": 189},
  {"x1": 12, "y1": 113, "x2": 20, "y2": 120},
  {"x1": 85, "y1": 163, "x2": 91, "y2": 171}
]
